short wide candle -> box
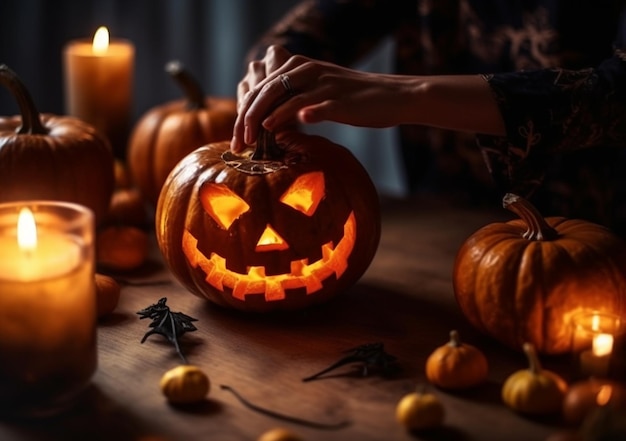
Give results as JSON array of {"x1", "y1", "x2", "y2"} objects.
[
  {"x1": 0, "y1": 201, "x2": 97, "y2": 418},
  {"x1": 63, "y1": 26, "x2": 134, "y2": 158}
]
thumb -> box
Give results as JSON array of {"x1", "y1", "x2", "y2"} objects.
[{"x1": 298, "y1": 102, "x2": 333, "y2": 124}]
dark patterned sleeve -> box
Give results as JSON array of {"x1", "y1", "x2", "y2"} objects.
[
  {"x1": 477, "y1": 50, "x2": 626, "y2": 197},
  {"x1": 245, "y1": 0, "x2": 413, "y2": 66}
]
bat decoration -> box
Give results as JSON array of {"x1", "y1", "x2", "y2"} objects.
[
  {"x1": 137, "y1": 297, "x2": 198, "y2": 364},
  {"x1": 302, "y1": 342, "x2": 399, "y2": 382}
]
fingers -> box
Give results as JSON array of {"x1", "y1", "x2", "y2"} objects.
[
  {"x1": 237, "y1": 45, "x2": 292, "y2": 101},
  {"x1": 232, "y1": 46, "x2": 297, "y2": 152},
  {"x1": 264, "y1": 45, "x2": 292, "y2": 74},
  {"x1": 240, "y1": 73, "x2": 298, "y2": 145}
]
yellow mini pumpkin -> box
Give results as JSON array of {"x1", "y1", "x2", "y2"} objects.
[
  {"x1": 257, "y1": 428, "x2": 302, "y2": 441},
  {"x1": 502, "y1": 343, "x2": 568, "y2": 415},
  {"x1": 160, "y1": 365, "x2": 210, "y2": 404},
  {"x1": 396, "y1": 387, "x2": 445, "y2": 431}
]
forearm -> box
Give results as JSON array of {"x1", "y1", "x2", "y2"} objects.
[{"x1": 403, "y1": 74, "x2": 506, "y2": 137}]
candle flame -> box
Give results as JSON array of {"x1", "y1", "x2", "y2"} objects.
[
  {"x1": 17, "y1": 208, "x2": 37, "y2": 251},
  {"x1": 92, "y1": 26, "x2": 109, "y2": 54},
  {"x1": 596, "y1": 385, "x2": 613, "y2": 406},
  {"x1": 592, "y1": 333, "x2": 614, "y2": 357}
]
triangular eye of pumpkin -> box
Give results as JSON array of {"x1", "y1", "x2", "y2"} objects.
[
  {"x1": 200, "y1": 183, "x2": 250, "y2": 229},
  {"x1": 279, "y1": 171, "x2": 325, "y2": 216},
  {"x1": 255, "y1": 224, "x2": 289, "y2": 252}
]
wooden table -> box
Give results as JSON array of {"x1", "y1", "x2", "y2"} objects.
[{"x1": 0, "y1": 196, "x2": 573, "y2": 441}]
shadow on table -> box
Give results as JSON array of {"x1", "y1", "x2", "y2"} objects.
[{"x1": 0, "y1": 385, "x2": 173, "y2": 441}]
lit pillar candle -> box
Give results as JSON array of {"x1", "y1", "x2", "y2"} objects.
[
  {"x1": 580, "y1": 331, "x2": 614, "y2": 377},
  {"x1": 0, "y1": 201, "x2": 97, "y2": 418},
  {"x1": 63, "y1": 26, "x2": 134, "y2": 158},
  {"x1": 572, "y1": 312, "x2": 619, "y2": 378}
]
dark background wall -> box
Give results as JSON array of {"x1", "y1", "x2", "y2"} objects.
[
  {"x1": 0, "y1": 0, "x2": 296, "y2": 119},
  {"x1": 0, "y1": 0, "x2": 406, "y2": 195}
]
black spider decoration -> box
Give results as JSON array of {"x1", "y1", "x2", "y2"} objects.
[
  {"x1": 302, "y1": 342, "x2": 399, "y2": 382},
  {"x1": 137, "y1": 297, "x2": 198, "y2": 364}
]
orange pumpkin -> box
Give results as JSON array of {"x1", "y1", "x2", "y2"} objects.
[
  {"x1": 425, "y1": 330, "x2": 488, "y2": 390},
  {"x1": 156, "y1": 130, "x2": 381, "y2": 312},
  {"x1": 127, "y1": 61, "x2": 237, "y2": 206},
  {"x1": 0, "y1": 65, "x2": 114, "y2": 225},
  {"x1": 453, "y1": 193, "x2": 626, "y2": 355}
]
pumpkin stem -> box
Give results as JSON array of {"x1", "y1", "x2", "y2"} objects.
[
  {"x1": 252, "y1": 128, "x2": 286, "y2": 161},
  {"x1": 415, "y1": 383, "x2": 428, "y2": 395},
  {"x1": 165, "y1": 60, "x2": 206, "y2": 110},
  {"x1": 502, "y1": 193, "x2": 558, "y2": 241},
  {"x1": 448, "y1": 330, "x2": 462, "y2": 348},
  {"x1": 523, "y1": 342, "x2": 543, "y2": 375},
  {"x1": 0, "y1": 65, "x2": 49, "y2": 135}
]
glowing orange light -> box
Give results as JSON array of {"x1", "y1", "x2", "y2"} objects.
[
  {"x1": 596, "y1": 385, "x2": 613, "y2": 406},
  {"x1": 200, "y1": 183, "x2": 250, "y2": 229},
  {"x1": 182, "y1": 211, "x2": 357, "y2": 301},
  {"x1": 256, "y1": 225, "x2": 288, "y2": 252},
  {"x1": 280, "y1": 171, "x2": 325, "y2": 216}
]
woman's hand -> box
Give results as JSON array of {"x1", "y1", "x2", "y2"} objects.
[
  {"x1": 231, "y1": 44, "x2": 505, "y2": 153},
  {"x1": 231, "y1": 45, "x2": 418, "y2": 153}
]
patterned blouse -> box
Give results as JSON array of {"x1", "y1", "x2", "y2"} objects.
[{"x1": 247, "y1": 0, "x2": 626, "y2": 234}]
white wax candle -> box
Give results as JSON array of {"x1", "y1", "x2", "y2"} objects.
[
  {"x1": 63, "y1": 26, "x2": 134, "y2": 156},
  {"x1": 580, "y1": 333, "x2": 615, "y2": 377}
]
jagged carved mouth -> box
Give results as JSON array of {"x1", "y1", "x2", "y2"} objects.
[{"x1": 182, "y1": 212, "x2": 356, "y2": 302}]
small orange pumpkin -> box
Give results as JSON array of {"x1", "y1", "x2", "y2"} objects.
[
  {"x1": 0, "y1": 65, "x2": 114, "y2": 225},
  {"x1": 156, "y1": 130, "x2": 381, "y2": 312},
  {"x1": 453, "y1": 193, "x2": 626, "y2": 355},
  {"x1": 425, "y1": 330, "x2": 488, "y2": 390},
  {"x1": 127, "y1": 61, "x2": 237, "y2": 206}
]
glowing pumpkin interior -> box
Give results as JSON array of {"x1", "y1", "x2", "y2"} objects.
[{"x1": 182, "y1": 171, "x2": 357, "y2": 302}]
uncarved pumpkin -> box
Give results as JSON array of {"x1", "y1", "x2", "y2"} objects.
[
  {"x1": 0, "y1": 65, "x2": 114, "y2": 225},
  {"x1": 453, "y1": 193, "x2": 626, "y2": 355},
  {"x1": 127, "y1": 61, "x2": 237, "y2": 206},
  {"x1": 156, "y1": 130, "x2": 381, "y2": 312}
]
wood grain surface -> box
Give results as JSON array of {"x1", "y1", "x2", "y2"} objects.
[{"x1": 0, "y1": 196, "x2": 574, "y2": 441}]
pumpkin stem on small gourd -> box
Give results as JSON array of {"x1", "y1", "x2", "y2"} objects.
[
  {"x1": 502, "y1": 193, "x2": 558, "y2": 241},
  {"x1": 0, "y1": 64, "x2": 49, "y2": 135},
  {"x1": 415, "y1": 383, "x2": 428, "y2": 395},
  {"x1": 523, "y1": 342, "x2": 543, "y2": 375},
  {"x1": 448, "y1": 330, "x2": 462, "y2": 348},
  {"x1": 165, "y1": 60, "x2": 206, "y2": 110},
  {"x1": 252, "y1": 128, "x2": 286, "y2": 161}
]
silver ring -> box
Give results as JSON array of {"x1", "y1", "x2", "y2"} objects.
[{"x1": 279, "y1": 74, "x2": 294, "y2": 96}]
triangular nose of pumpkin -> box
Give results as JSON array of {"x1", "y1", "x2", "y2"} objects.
[{"x1": 255, "y1": 224, "x2": 289, "y2": 252}]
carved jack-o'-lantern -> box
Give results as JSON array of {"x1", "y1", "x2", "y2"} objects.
[{"x1": 156, "y1": 131, "x2": 381, "y2": 312}]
